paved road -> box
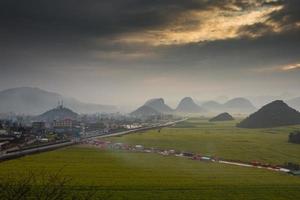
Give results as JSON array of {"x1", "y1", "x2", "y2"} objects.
[
  {"x1": 86, "y1": 118, "x2": 188, "y2": 139},
  {"x1": 0, "y1": 141, "x2": 75, "y2": 162},
  {"x1": 0, "y1": 118, "x2": 187, "y2": 162}
]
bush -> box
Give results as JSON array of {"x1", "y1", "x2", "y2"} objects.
[
  {"x1": 283, "y1": 162, "x2": 300, "y2": 171},
  {"x1": 288, "y1": 131, "x2": 300, "y2": 144},
  {"x1": 0, "y1": 170, "x2": 100, "y2": 200}
]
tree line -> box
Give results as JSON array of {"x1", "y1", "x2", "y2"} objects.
[{"x1": 0, "y1": 170, "x2": 110, "y2": 200}]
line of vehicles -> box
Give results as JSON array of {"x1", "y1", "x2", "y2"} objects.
[
  {"x1": 0, "y1": 119, "x2": 187, "y2": 161},
  {"x1": 83, "y1": 138, "x2": 292, "y2": 174}
]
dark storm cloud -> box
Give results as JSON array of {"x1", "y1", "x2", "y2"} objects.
[
  {"x1": 266, "y1": 0, "x2": 300, "y2": 26},
  {"x1": 0, "y1": 0, "x2": 299, "y2": 66},
  {"x1": 238, "y1": 0, "x2": 300, "y2": 36},
  {"x1": 0, "y1": 0, "x2": 300, "y2": 105},
  {"x1": 0, "y1": 0, "x2": 298, "y2": 65},
  {"x1": 0, "y1": 0, "x2": 262, "y2": 68},
  {"x1": 0, "y1": 0, "x2": 277, "y2": 42},
  {"x1": 0, "y1": 0, "x2": 211, "y2": 65},
  {"x1": 0, "y1": 0, "x2": 207, "y2": 38},
  {"x1": 0, "y1": 0, "x2": 298, "y2": 77},
  {"x1": 238, "y1": 22, "x2": 275, "y2": 37},
  {"x1": 160, "y1": 29, "x2": 300, "y2": 67}
]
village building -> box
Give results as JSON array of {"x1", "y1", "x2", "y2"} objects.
[
  {"x1": 52, "y1": 119, "x2": 81, "y2": 138},
  {"x1": 32, "y1": 121, "x2": 46, "y2": 135}
]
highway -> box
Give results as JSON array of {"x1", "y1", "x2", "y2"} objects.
[
  {"x1": 0, "y1": 118, "x2": 187, "y2": 162},
  {"x1": 84, "y1": 118, "x2": 188, "y2": 140},
  {"x1": 0, "y1": 140, "x2": 75, "y2": 162}
]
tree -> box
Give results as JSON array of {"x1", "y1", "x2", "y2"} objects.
[
  {"x1": 0, "y1": 170, "x2": 102, "y2": 200},
  {"x1": 288, "y1": 131, "x2": 300, "y2": 144}
]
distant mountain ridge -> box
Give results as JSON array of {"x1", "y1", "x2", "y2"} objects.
[
  {"x1": 144, "y1": 98, "x2": 173, "y2": 113},
  {"x1": 0, "y1": 87, "x2": 117, "y2": 115},
  {"x1": 223, "y1": 98, "x2": 256, "y2": 113},
  {"x1": 176, "y1": 97, "x2": 205, "y2": 113},
  {"x1": 132, "y1": 97, "x2": 258, "y2": 116},
  {"x1": 201, "y1": 101, "x2": 223, "y2": 112},
  {"x1": 36, "y1": 105, "x2": 79, "y2": 122},
  {"x1": 130, "y1": 98, "x2": 173, "y2": 117},
  {"x1": 237, "y1": 100, "x2": 300, "y2": 128},
  {"x1": 130, "y1": 105, "x2": 161, "y2": 117},
  {"x1": 202, "y1": 98, "x2": 256, "y2": 114}
]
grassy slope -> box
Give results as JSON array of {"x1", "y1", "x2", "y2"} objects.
[
  {"x1": 109, "y1": 118, "x2": 300, "y2": 164},
  {"x1": 1, "y1": 147, "x2": 300, "y2": 200}
]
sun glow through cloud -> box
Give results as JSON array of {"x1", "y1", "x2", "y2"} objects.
[
  {"x1": 281, "y1": 63, "x2": 300, "y2": 71},
  {"x1": 115, "y1": 5, "x2": 283, "y2": 46},
  {"x1": 252, "y1": 62, "x2": 300, "y2": 73}
]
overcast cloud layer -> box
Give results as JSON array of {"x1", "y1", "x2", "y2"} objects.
[{"x1": 0, "y1": 0, "x2": 299, "y2": 106}]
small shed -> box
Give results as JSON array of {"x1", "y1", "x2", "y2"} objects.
[{"x1": 135, "y1": 145, "x2": 144, "y2": 150}]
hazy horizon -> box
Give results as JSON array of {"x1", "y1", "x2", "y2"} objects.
[
  {"x1": 0, "y1": 86, "x2": 298, "y2": 111},
  {"x1": 1, "y1": 0, "x2": 300, "y2": 107}
]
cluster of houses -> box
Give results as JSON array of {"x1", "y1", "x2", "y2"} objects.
[
  {"x1": 0, "y1": 117, "x2": 125, "y2": 152},
  {"x1": 0, "y1": 120, "x2": 30, "y2": 151},
  {"x1": 0, "y1": 109, "x2": 169, "y2": 152}
]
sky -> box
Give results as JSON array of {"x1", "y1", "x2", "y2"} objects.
[{"x1": 0, "y1": 0, "x2": 300, "y2": 107}]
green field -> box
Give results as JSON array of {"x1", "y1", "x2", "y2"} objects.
[
  {"x1": 110, "y1": 118, "x2": 300, "y2": 165},
  {"x1": 1, "y1": 118, "x2": 300, "y2": 199}
]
